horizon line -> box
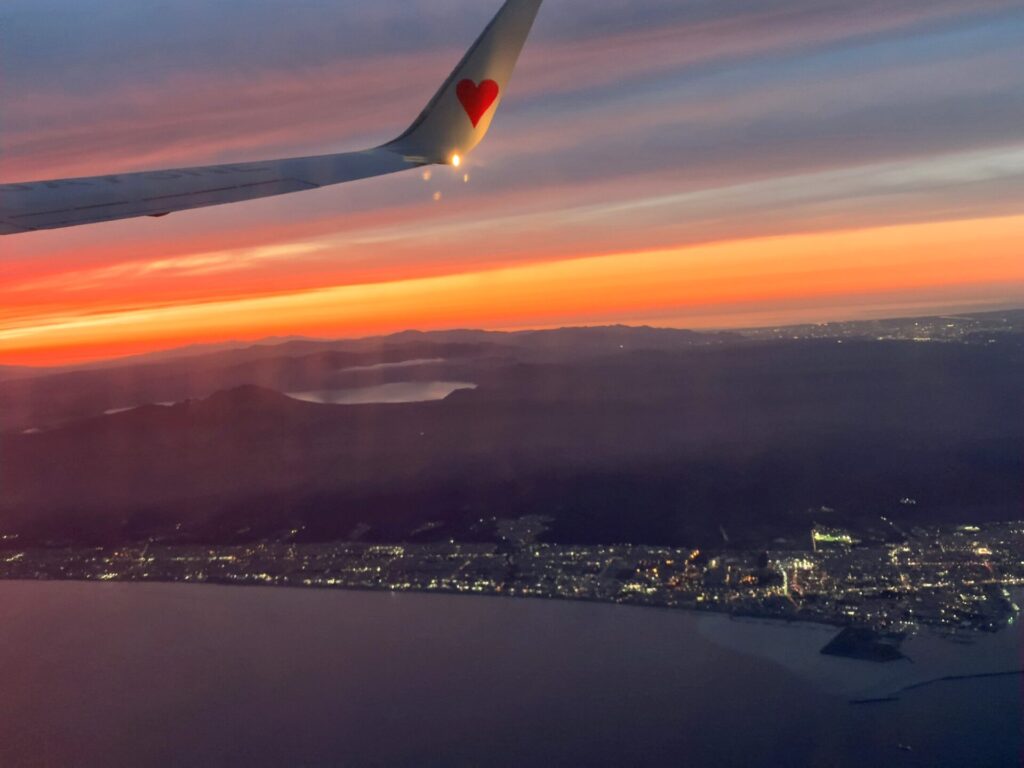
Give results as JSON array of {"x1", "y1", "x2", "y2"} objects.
[{"x1": 7, "y1": 302, "x2": 1021, "y2": 373}]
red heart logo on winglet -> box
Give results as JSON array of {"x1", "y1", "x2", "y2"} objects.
[{"x1": 457, "y1": 79, "x2": 500, "y2": 128}]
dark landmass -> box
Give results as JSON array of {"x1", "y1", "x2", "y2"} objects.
[
  {"x1": 821, "y1": 627, "x2": 906, "y2": 662},
  {"x1": 0, "y1": 365, "x2": 40, "y2": 382},
  {"x1": 0, "y1": 314, "x2": 1022, "y2": 550},
  {"x1": 0, "y1": 326, "x2": 741, "y2": 433},
  {"x1": 740, "y1": 307, "x2": 1024, "y2": 343}
]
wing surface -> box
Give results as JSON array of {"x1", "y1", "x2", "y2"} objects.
[
  {"x1": 0, "y1": 0, "x2": 542, "y2": 235},
  {"x1": 0, "y1": 149, "x2": 417, "y2": 234}
]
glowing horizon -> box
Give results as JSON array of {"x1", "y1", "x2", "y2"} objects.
[{"x1": 3, "y1": 213, "x2": 1023, "y2": 367}]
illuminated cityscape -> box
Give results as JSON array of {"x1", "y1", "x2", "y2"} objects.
[
  {"x1": 2, "y1": 518, "x2": 1020, "y2": 648},
  {"x1": 740, "y1": 310, "x2": 1024, "y2": 344}
]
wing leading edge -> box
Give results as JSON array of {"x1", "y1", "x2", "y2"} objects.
[
  {"x1": 0, "y1": 0, "x2": 543, "y2": 236},
  {"x1": 0, "y1": 149, "x2": 418, "y2": 235}
]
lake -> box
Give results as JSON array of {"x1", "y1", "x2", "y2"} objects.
[
  {"x1": 286, "y1": 381, "x2": 476, "y2": 405},
  {"x1": 0, "y1": 582, "x2": 1019, "y2": 767}
]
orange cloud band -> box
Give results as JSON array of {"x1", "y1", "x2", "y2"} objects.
[{"x1": 3, "y1": 213, "x2": 1023, "y2": 366}]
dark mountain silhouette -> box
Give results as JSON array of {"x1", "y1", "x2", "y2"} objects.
[
  {"x1": 2, "y1": 332, "x2": 1021, "y2": 549},
  {"x1": 0, "y1": 326, "x2": 737, "y2": 433}
]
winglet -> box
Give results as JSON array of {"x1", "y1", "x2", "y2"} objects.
[{"x1": 386, "y1": 0, "x2": 543, "y2": 165}]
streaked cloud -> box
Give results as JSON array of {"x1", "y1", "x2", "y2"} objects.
[{"x1": 8, "y1": 242, "x2": 328, "y2": 294}]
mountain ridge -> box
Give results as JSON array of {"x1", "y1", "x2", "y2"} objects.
[{"x1": 3, "y1": 335, "x2": 1020, "y2": 550}]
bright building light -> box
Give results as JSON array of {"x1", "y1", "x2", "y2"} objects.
[{"x1": 451, "y1": 153, "x2": 462, "y2": 167}]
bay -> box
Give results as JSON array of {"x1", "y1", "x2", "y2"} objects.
[{"x1": 0, "y1": 582, "x2": 1019, "y2": 767}]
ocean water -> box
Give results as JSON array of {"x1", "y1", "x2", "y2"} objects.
[{"x1": 0, "y1": 582, "x2": 1019, "y2": 767}]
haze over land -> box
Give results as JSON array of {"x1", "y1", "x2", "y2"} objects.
[{"x1": 2, "y1": 311, "x2": 1021, "y2": 550}]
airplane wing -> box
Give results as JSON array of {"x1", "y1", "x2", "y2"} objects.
[{"x1": 0, "y1": 0, "x2": 542, "y2": 236}]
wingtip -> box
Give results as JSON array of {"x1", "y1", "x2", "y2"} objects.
[{"x1": 386, "y1": 0, "x2": 543, "y2": 164}]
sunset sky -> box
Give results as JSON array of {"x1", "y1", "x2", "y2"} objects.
[{"x1": 2, "y1": 0, "x2": 1023, "y2": 366}]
